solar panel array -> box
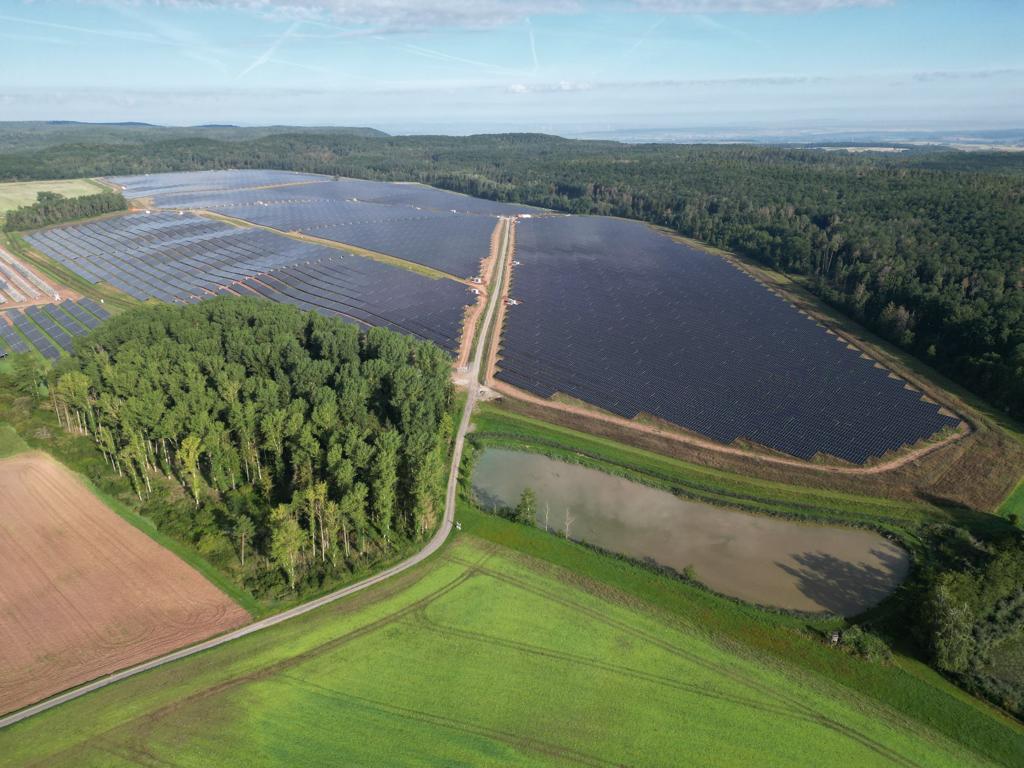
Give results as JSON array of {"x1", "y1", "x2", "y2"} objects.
[
  {"x1": 26, "y1": 212, "x2": 473, "y2": 354},
  {"x1": 236, "y1": 254, "x2": 469, "y2": 351},
  {"x1": 156, "y1": 199, "x2": 497, "y2": 278},
  {"x1": 147, "y1": 178, "x2": 535, "y2": 218},
  {"x1": 0, "y1": 300, "x2": 106, "y2": 360},
  {"x1": 106, "y1": 170, "x2": 326, "y2": 199},
  {"x1": 0, "y1": 317, "x2": 30, "y2": 354},
  {"x1": 497, "y1": 216, "x2": 960, "y2": 464},
  {"x1": 138, "y1": 179, "x2": 520, "y2": 279}
]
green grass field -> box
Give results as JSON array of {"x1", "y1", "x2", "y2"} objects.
[
  {"x1": 0, "y1": 535, "x2": 1000, "y2": 768},
  {"x1": 0, "y1": 422, "x2": 28, "y2": 458},
  {"x1": 0, "y1": 179, "x2": 105, "y2": 221},
  {"x1": 997, "y1": 479, "x2": 1024, "y2": 522}
]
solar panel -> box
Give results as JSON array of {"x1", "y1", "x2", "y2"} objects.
[
  {"x1": 496, "y1": 216, "x2": 960, "y2": 464},
  {"x1": 0, "y1": 316, "x2": 30, "y2": 353},
  {"x1": 8, "y1": 309, "x2": 60, "y2": 360},
  {"x1": 27, "y1": 210, "x2": 475, "y2": 353}
]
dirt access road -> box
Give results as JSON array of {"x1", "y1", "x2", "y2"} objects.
[{"x1": 0, "y1": 217, "x2": 514, "y2": 730}]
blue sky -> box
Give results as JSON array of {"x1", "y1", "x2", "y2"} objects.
[{"x1": 1, "y1": 1, "x2": 1021, "y2": 133}]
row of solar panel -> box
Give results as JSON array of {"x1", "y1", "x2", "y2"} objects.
[
  {"x1": 129, "y1": 175, "x2": 537, "y2": 218},
  {"x1": 26, "y1": 212, "x2": 473, "y2": 354},
  {"x1": 0, "y1": 300, "x2": 108, "y2": 360},
  {"x1": 142, "y1": 200, "x2": 500, "y2": 279},
  {"x1": 106, "y1": 170, "x2": 325, "y2": 199},
  {"x1": 496, "y1": 216, "x2": 960, "y2": 465}
]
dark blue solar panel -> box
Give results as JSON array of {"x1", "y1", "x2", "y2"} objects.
[
  {"x1": 105, "y1": 170, "x2": 325, "y2": 199},
  {"x1": 78, "y1": 297, "x2": 110, "y2": 320},
  {"x1": 148, "y1": 178, "x2": 536, "y2": 217},
  {"x1": 27, "y1": 212, "x2": 474, "y2": 353},
  {"x1": 62, "y1": 300, "x2": 102, "y2": 330},
  {"x1": 0, "y1": 316, "x2": 30, "y2": 353},
  {"x1": 496, "y1": 216, "x2": 960, "y2": 464},
  {"x1": 8, "y1": 309, "x2": 60, "y2": 360}
]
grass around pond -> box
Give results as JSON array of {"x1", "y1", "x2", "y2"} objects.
[
  {"x1": 0, "y1": 536, "x2": 1002, "y2": 768},
  {"x1": 455, "y1": 504, "x2": 1024, "y2": 767},
  {"x1": 469, "y1": 402, "x2": 952, "y2": 536}
]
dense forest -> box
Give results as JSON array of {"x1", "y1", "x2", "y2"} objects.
[
  {"x1": 0, "y1": 122, "x2": 385, "y2": 152},
  {"x1": 4, "y1": 190, "x2": 127, "y2": 231},
  {"x1": 915, "y1": 529, "x2": 1024, "y2": 717},
  {"x1": 0, "y1": 129, "x2": 1022, "y2": 419},
  {"x1": 48, "y1": 298, "x2": 453, "y2": 596}
]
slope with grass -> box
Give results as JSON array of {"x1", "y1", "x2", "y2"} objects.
[
  {"x1": 0, "y1": 536, "x2": 1003, "y2": 768},
  {"x1": 469, "y1": 403, "x2": 960, "y2": 535}
]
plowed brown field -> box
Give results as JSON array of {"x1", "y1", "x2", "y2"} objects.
[{"x1": 0, "y1": 453, "x2": 249, "y2": 715}]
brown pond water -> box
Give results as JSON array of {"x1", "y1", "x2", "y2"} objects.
[{"x1": 472, "y1": 449, "x2": 909, "y2": 616}]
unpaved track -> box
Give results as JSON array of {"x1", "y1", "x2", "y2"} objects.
[
  {"x1": 0, "y1": 217, "x2": 514, "y2": 731},
  {"x1": 0, "y1": 453, "x2": 249, "y2": 717}
]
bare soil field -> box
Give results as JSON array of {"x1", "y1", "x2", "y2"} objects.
[{"x1": 0, "y1": 452, "x2": 249, "y2": 715}]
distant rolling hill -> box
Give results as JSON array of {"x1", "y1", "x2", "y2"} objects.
[{"x1": 0, "y1": 122, "x2": 388, "y2": 151}]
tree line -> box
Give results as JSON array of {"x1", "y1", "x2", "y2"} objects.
[
  {"x1": 915, "y1": 527, "x2": 1024, "y2": 718},
  {"x1": 0, "y1": 131, "x2": 1021, "y2": 418},
  {"x1": 4, "y1": 190, "x2": 127, "y2": 231},
  {"x1": 49, "y1": 298, "x2": 453, "y2": 595}
]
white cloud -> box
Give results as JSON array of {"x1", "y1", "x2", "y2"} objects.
[
  {"x1": 506, "y1": 80, "x2": 593, "y2": 94},
  {"x1": 82, "y1": 0, "x2": 892, "y2": 33},
  {"x1": 135, "y1": 1, "x2": 580, "y2": 30},
  {"x1": 629, "y1": 0, "x2": 891, "y2": 12}
]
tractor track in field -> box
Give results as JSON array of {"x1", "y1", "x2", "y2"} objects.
[
  {"x1": 0, "y1": 217, "x2": 515, "y2": 733},
  {"x1": 466, "y1": 562, "x2": 927, "y2": 768}
]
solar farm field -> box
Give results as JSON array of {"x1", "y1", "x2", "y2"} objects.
[
  {"x1": 146, "y1": 176, "x2": 535, "y2": 217},
  {"x1": 148, "y1": 178, "x2": 522, "y2": 278},
  {"x1": 0, "y1": 536, "x2": 989, "y2": 768},
  {"x1": 25, "y1": 212, "x2": 475, "y2": 353},
  {"x1": 0, "y1": 451, "x2": 249, "y2": 717},
  {"x1": 0, "y1": 299, "x2": 107, "y2": 361},
  {"x1": 106, "y1": 169, "x2": 326, "y2": 199},
  {"x1": 497, "y1": 216, "x2": 961, "y2": 465},
  {"x1": 196, "y1": 199, "x2": 499, "y2": 277}
]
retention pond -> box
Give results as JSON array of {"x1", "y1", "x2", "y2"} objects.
[{"x1": 472, "y1": 449, "x2": 909, "y2": 615}]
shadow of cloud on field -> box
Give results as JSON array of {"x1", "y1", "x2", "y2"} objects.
[{"x1": 775, "y1": 548, "x2": 908, "y2": 616}]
